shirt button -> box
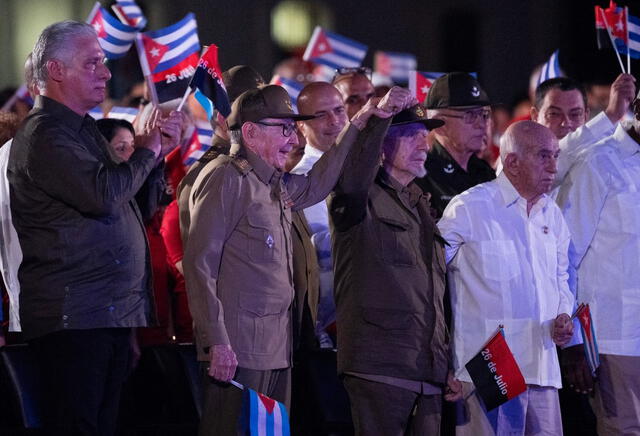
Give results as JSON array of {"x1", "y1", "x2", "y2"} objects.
[
  {"x1": 109, "y1": 305, "x2": 115, "y2": 312},
  {"x1": 114, "y1": 259, "x2": 121, "y2": 265},
  {"x1": 64, "y1": 286, "x2": 69, "y2": 292},
  {"x1": 62, "y1": 315, "x2": 68, "y2": 320},
  {"x1": 63, "y1": 323, "x2": 69, "y2": 328}
]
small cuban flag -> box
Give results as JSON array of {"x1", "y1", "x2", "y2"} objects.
[
  {"x1": 236, "y1": 383, "x2": 290, "y2": 436},
  {"x1": 303, "y1": 26, "x2": 367, "y2": 70},
  {"x1": 111, "y1": 0, "x2": 147, "y2": 30},
  {"x1": 106, "y1": 106, "x2": 139, "y2": 123},
  {"x1": 86, "y1": 2, "x2": 137, "y2": 60},
  {"x1": 270, "y1": 75, "x2": 304, "y2": 112},
  {"x1": 374, "y1": 51, "x2": 417, "y2": 85},
  {"x1": 537, "y1": 50, "x2": 563, "y2": 86},
  {"x1": 572, "y1": 303, "x2": 600, "y2": 376},
  {"x1": 183, "y1": 119, "x2": 214, "y2": 166},
  {"x1": 409, "y1": 71, "x2": 446, "y2": 104}
]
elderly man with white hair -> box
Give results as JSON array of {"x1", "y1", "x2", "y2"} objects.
[{"x1": 438, "y1": 121, "x2": 575, "y2": 435}]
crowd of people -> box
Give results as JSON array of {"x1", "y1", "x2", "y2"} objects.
[{"x1": 0, "y1": 18, "x2": 639, "y2": 436}]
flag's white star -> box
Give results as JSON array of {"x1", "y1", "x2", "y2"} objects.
[
  {"x1": 616, "y1": 19, "x2": 624, "y2": 32},
  {"x1": 318, "y1": 43, "x2": 326, "y2": 51},
  {"x1": 93, "y1": 22, "x2": 102, "y2": 33},
  {"x1": 150, "y1": 47, "x2": 160, "y2": 57},
  {"x1": 421, "y1": 85, "x2": 429, "y2": 95}
]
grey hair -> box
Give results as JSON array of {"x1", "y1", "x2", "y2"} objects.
[
  {"x1": 229, "y1": 129, "x2": 244, "y2": 147},
  {"x1": 499, "y1": 125, "x2": 523, "y2": 160},
  {"x1": 24, "y1": 53, "x2": 35, "y2": 89},
  {"x1": 32, "y1": 20, "x2": 97, "y2": 90}
]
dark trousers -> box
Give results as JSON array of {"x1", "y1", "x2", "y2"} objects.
[
  {"x1": 343, "y1": 375, "x2": 442, "y2": 436},
  {"x1": 199, "y1": 366, "x2": 291, "y2": 436},
  {"x1": 30, "y1": 328, "x2": 131, "y2": 436}
]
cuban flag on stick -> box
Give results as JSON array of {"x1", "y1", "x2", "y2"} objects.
[
  {"x1": 465, "y1": 326, "x2": 527, "y2": 411},
  {"x1": 270, "y1": 75, "x2": 304, "y2": 112},
  {"x1": 572, "y1": 303, "x2": 600, "y2": 376},
  {"x1": 86, "y1": 2, "x2": 137, "y2": 60},
  {"x1": 537, "y1": 50, "x2": 563, "y2": 86},
  {"x1": 409, "y1": 71, "x2": 445, "y2": 104},
  {"x1": 303, "y1": 26, "x2": 367, "y2": 70},
  {"x1": 595, "y1": 1, "x2": 630, "y2": 73},
  {"x1": 374, "y1": 51, "x2": 417, "y2": 85},
  {"x1": 107, "y1": 106, "x2": 139, "y2": 123},
  {"x1": 111, "y1": 0, "x2": 147, "y2": 30},
  {"x1": 234, "y1": 381, "x2": 290, "y2": 436},
  {"x1": 183, "y1": 119, "x2": 214, "y2": 165},
  {"x1": 140, "y1": 13, "x2": 200, "y2": 103},
  {"x1": 179, "y1": 44, "x2": 230, "y2": 119}
]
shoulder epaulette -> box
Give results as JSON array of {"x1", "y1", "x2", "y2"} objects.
[{"x1": 231, "y1": 156, "x2": 252, "y2": 175}]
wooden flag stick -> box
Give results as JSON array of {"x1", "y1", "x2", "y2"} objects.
[
  {"x1": 600, "y1": 8, "x2": 627, "y2": 74},
  {"x1": 626, "y1": 7, "x2": 631, "y2": 74},
  {"x1": 176, "y1": 86, "x2": 191, "y2": 112}
]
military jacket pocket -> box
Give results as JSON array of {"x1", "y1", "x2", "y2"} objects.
[
  {"x1": 376, "y1": 215, "x2": 416, "y2": 267},
  {"x1": 246, "y1": 212, "x2": 278, "y2": 263},
  {"x1": 237, "y1": 292, "x2": 287, "y2": 355}
]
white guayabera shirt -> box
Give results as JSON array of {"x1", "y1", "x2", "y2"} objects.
[
  {"x1": 0, "y1": 139, "x2": 22, "y2": 331},
  {"x1": 438, "y1": 173, "x2": 574, "y2": 388},
  {"x1": 556, "y1": 124, "x2": 640, "y2": 357}
]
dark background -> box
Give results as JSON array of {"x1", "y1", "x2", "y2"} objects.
[{"x1": 106, "y1": 0, "x2": 639, "y2": 107}]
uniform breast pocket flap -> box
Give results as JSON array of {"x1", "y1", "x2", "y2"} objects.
[{"x1": 246, "y1": 213, "x2": 277, "y2": 263}]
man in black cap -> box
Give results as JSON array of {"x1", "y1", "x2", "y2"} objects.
[
  {"x1": 416, "y1": 72, "x2": 495, "y2": 218},
  {"x1": 182, "y1": 84, "x2": 408, "y2": 435},
  {"x1": 330, "y1": 104, "x2": 463, "y2": 436}
]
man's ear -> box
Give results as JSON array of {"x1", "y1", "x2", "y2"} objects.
[
  {"x1": 530, "y1": 105, "x2": 539, "y2": 122},
  {"x1": 241, "y1": 122, "x2": 260, "y2": 151},
  {"x1": 503, "y1": 153, "x2": 519, "y2": 175},
  {"x1": 46, "y1": 59, "x2": 65, "y2": 82}
]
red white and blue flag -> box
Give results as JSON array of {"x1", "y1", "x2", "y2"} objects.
[
  {"x1": 303, "y1": 26, "x2": 367, "y2": 70},
  {"x1": 86, "y1": 2, "x2": 137, "y2": 59},
  {"x1": 409, "y1": 71, "x2": 446, "y2": 104},
  {"x1": 141, "y1": 13, "x2": 200, "y2": 103},
  {"x1": 183, "y1": 119, "x2": 214, "y2": 166},
  {"x1": 573, "y1": 303, "x2": 600, "y2": 376},
  {"x1": 107, "y1": 106, "x2": 139, "y2": 123},
  {"x1": 240, "y1": 387, "x2": 290, "y2": 436},
  {"x1": 374, "y1": 51, "x2": 417, "y2": 84},
  {"x1": 188, "y1": 44, "x2": 231, "y2": 120},
  {"x1": 270, "y1": 75, "x2": 304, "y2": 112},
  {"x1": 111, "y1": 0, "x2": 147, "y2": 30},
  {"x1": 465, "y1": 327, "x2": 527, "y2": 411},
  {"x1": 537, "y1": 50, "x2": 563, "y2": 85},
  {"x1": 595, "y1": 2, "x2": 640, "y2": 59}
]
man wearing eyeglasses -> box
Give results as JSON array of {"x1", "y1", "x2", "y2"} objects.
[
  {"x1": 417, "y1": 72, "x2": 496, "y2": 218},
  {"x1": 182, "y1": 84, "x2": 406, "y2": 435},
  {"x1": 333, "y1": 67, "x2": 376, "y2": 120}
]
